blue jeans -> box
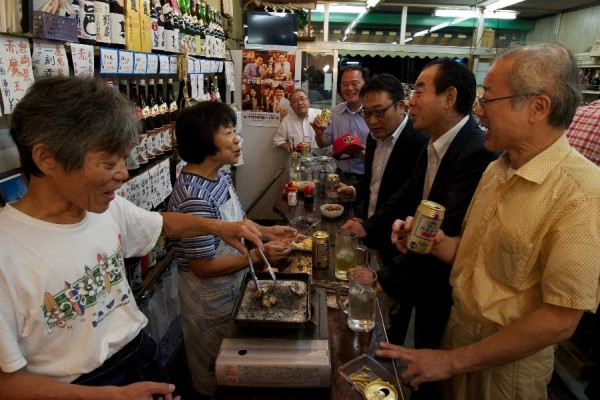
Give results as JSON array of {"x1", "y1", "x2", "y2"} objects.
[{"x1": 73, "y1": 330, "x2": 169, "y2": 386}]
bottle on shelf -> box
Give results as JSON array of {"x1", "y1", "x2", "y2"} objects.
[
  {"x1": 130, "y1": 80, "x2": 148, "y2": 166},
  {"x1": 120, "y1": 80, "x2": 140, "y2": 171},
  {"x1": 125, "y1": 257, "x2": 143, "y2": 291},
  {"x1": 190, "y1": 0, "x2": 201, "y2": 56},
  {"x1": 94, "y1": 0, "x2": 112, "y2": 45},
  {"x1": 172, "y1": 12, "x2": 181, "y2": 53},
  {"x1": 148, "y1": 79, "x2": 164, "y2": 156},
  {"x1": 162, "y1": 0, "x2": 176, "y2": 52},
  {"x1": 209, "y1": 76, "x2": 217, "y2": 101},
  {"x1": 203, "y1": 76, "x2": 211, "y2": 101},
  {"x1": 199, "y1": 0, "x2": 207, "y2": 57},
  {"x1": 157, "y1": 78, "x2": 173, "y2": 152},
  {"x1": 288, "y1": 151, "x2": 300, "y2": 182},
  {"x1": 109, "y1": 0, "x2": 125, "y2": 48},
  {"x1": 591, "y1": 70, "x2": 600, "y2": 90},
  {"x1": 150, "y1": 0, "x2": 161, "y2": 51},
  {"x1": 79, "y1": 0, "x2": 97, "y2": 45},
  {"x1": 139, "y1": 79, "x2": 156, "y2": 161},
  {"x1": 167, "y1": 78, "x2": 179, "y2": 146}
]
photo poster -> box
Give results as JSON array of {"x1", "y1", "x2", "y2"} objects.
[{"x1": 241, "y1": 49, "x2": 296, "y2": 126}]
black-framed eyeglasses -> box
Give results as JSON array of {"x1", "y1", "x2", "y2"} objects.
[
  {"x1": 473, "y1": 93, "x2": 538, "y2": 112},
  {"x1": 360, "y1": 101, "x2": 398, "y2": 119}
]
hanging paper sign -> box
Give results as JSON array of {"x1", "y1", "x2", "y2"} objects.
[
  {"x1": 0, "y1": 34, "x2": 35, "y2": 114},
  {"x1": 70, "y1": 43, "x2": 95, "y2": 76},
  {"x1": 190, "y1": 74, "x2": 198, "y2": 100},
  {"x1": 31, "y1": 40, "x2": 69, "y2": 78},
  {"x1": 225, "y1": 61, "x2": 234, "y2": 90}
]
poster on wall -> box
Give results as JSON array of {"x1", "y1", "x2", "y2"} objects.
[{"x1": 241, "y1": 49, "x2": 296, "y2": 126}]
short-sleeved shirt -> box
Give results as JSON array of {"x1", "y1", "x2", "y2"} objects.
[
  {"x1": 451, "y1": 135, "x2": 600, "y2": 326},
  {"x1": 0, "y1": 196, "x2": 161, "y2": 381},
  {"x1": 273, "y1": 108, "x2": 321, "y2": 149},
  {"x1": 167, "y1": 170, "x2": 244, "y2": 270},
  {"x1": 566, "y1": 100, "x2": 600, "y2": 166}
]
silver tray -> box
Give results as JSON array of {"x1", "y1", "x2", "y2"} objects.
[{"x1": 232, "y1": 272, "x2": 311, "y2": 328}]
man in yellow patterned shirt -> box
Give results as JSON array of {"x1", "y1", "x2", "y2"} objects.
[{"x1": 377, "y1": 43, "x2": 600, "y2": 400}]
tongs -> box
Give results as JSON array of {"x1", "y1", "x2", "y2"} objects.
[{"x1": 244, "y1": 240, "x2": 277, "y2": 306}]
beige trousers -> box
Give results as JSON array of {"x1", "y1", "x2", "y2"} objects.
[{"x1": 441, "y1": 307, "x2": 554, "y2": 400}]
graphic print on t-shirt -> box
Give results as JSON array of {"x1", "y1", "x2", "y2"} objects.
[{"x1": 41, "y1": 234, "x2": 132, "y2": 333}]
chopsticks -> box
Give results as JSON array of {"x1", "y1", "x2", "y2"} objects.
[
  {"x1": 257, "y1": 246, "x2": 277, "y2": 295},
  {"x1": 243, "y1": 239, "x2": 262, "y2": 292},
  {"x1": 243, "y1": 240, "x2": 277, "y2": 296}
]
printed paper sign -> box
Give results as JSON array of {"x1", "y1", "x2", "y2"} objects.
[
  {"x1": 100, "y1": 48, "x2": 119, "y2": 74},
  {"x1": 31, "y1": 40, "x2": 69, "y2": 78},
  {"x1": 70, "y1": 43, "x2": 95, "y2": 76},
  {"x1": 0, "y1": 34, "x2": 35, "y2": 114}
]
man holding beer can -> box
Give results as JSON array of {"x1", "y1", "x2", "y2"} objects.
[
  {"x1": 342, "y1": 58, "x2": 498, "y2": 400},
  {"x1": 379, "y1": 44, "x2": 600, "y2": 400}
]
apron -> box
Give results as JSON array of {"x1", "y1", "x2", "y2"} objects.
[{"x1": 176, "y1": 182, "x2": 246, "y2": 395}]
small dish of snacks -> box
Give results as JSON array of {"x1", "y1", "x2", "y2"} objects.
[
  {"x1": 338, "y1": 354, "x2": 400, "y2": 399},
  {"x1": 289, "y1": 216, "x2": 321, "y2": 235},
  {"x1": 320, "y1": 203, "x2": 344, "y2": 219}
]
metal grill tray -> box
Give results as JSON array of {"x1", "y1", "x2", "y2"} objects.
[{"x1": 232, "y1": 272, "x2": 311, "y2": 328}]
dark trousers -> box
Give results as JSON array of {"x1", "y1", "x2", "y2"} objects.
[{"x1": 73, "y1": 330, "x2": 169, "y2": 387}]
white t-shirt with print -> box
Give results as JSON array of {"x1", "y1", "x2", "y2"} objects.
[{"x1": 0, "y1": 196, "x2": 162, "y2": 382}]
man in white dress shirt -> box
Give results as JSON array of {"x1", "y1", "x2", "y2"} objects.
[{"x1": 273, "y1": 89, "x2": 321, "y2": 153}]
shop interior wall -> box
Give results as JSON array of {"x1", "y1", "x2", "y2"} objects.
[{"x1": 526, "y1": 4, "x2": 600, "y2": 53}]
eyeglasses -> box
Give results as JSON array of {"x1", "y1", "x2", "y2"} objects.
[
  {"x1": 291, "y1": 96, "x2": 308, "y2": 104},
  {"x1": 360, "y1": 101, "x2": 398, "y2": 119},
  {"x1": 473, "y1": 93, "x2": 538, "y2": 112}
]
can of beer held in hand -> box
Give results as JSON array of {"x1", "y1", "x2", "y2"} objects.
[
  {"x1": 326, "y1": 173, "x2": 340, "y2": 200},
  {"x1": 312, "y1": 231, "x2": 330, "y2": 269},
  {"x1": 406, "y1": 200, "x2": 445, "y2": 254}
]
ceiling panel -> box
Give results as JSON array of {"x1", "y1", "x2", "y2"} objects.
[{"x1": 334, "y1": 0, "x2": 600, "y2": 19}]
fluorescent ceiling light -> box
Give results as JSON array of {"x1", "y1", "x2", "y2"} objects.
[
  {"x1": 315, "y1": 4, "x2": 366, "y2": 13},
  {"x1": 366, "y1": 0, "x2": 382, "y2": 9},
  {"x1": 481, "y1": 0, "x2": 525, "y2": 12},
  {"x1": 433, "y1": 8, "x2": 518, "y2": 19},
  {"x1": 408, "y1": 16, "x2": 469, "y2": 41}
]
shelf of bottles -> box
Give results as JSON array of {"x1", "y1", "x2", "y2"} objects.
[{"x1": 64, "y1": 0, "x2": 227, "y2": 58}]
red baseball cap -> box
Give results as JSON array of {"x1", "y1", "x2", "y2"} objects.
[{"x1": 332, "y1": 134, "x2": 365, "y2": 160}]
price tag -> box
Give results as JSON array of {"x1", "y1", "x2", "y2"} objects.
[
  {"x1": 169, "y1": 56, "x2": 178, "y2": 74},
  {"x1": 118, "y1": 50, "x2": 134, "y2": 74},
  {"x1": 187, "y1": 58, "x2": 194, "y2": 75},
  {"x1": 147, "y1": 54, "x2": 159, "y2": 74},
  {"x1": 133, "y1": 52, "x2": 148, "y2": 74},
  {"x1": 159, "y1": 55, "x2": 170, "y2": 74},
  {"x1": 100, "y1": 48, "x2": 119, "y2": 74}
]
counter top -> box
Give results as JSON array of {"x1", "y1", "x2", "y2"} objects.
[{"x1": 214, "y1": 186, "x2": 405, "y2": 399}]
